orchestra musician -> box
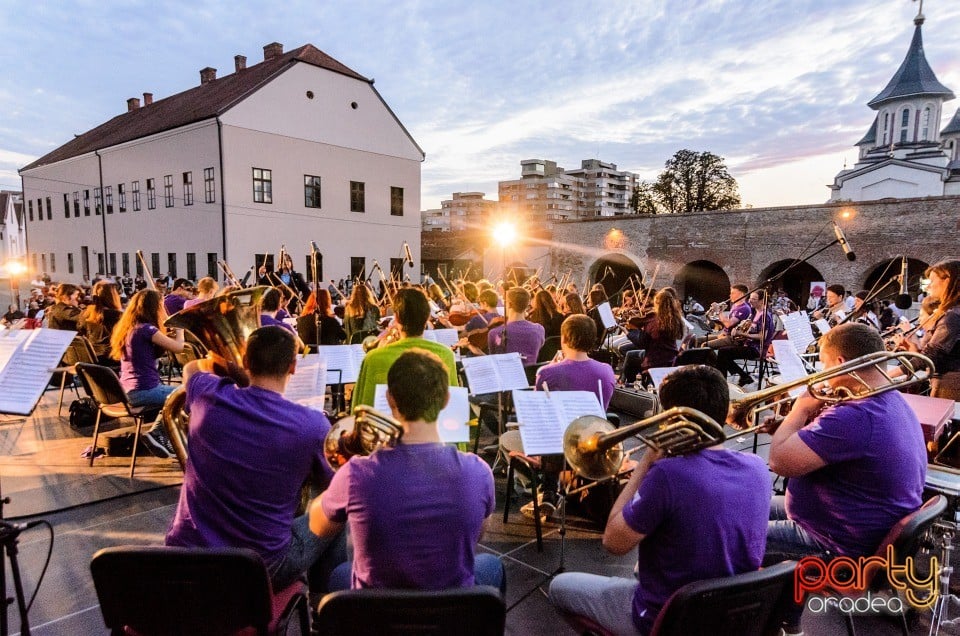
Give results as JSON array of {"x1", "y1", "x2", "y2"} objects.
[
  {"x1": 46, "y1": 283, "x2": 83, "y2": 331},
  {"x1": 549, "y1": 365, "x2": 771, "y2": 635},
  {"x1": 488, "y1": 287, "x2": 545, "y2": 368},
  {"x1": 764, "y1": 323, "x2": 926, "y2": 634},
  {"x1": 894, "y1": 259, "x2": 960, "y2": 400},
  {"x1": 620, "y1": 288, "x2": 685, "y2": 387},
  {"x1": 811, "y1": 283, "x2": 846, "y2": 326},
  {"x1": 297, "y1": 289, "x2": 346, "y2": 349},
  {"x1": 310, "y1": 349, "x2": 504, "y2": 593},
  {"x1": 182, "y1": 276, "x2": 218, "y2": 310},
  {"x1": 78, "y1": 280, "x2": 123, "y2": 365},
  {"x1": 528, "y1": 289, "x2": 565, "y2": 339},
  {"x1": 850, "y1": 290, "x2": 880, "y2": 330},
  {"x1": 714, "y1": 291, "x2": 775, "y2": 387},
  {"x1": 162, "y1": 278, "x2": 195, "y2": 316},
  {"x1": 561, "y1": 291, "x2": 586, "y2": 317},
  {"x1": 343, "y1": 284, "x2": 381, "y2": 344},
  {"x1": 109, "y1": 289, "x2": 185, "y2": 458},
  {"x1": 166, "y1": 326, "x2": 346, "y2": 590},
  {"x1": 351, "y1": 288, "x2": 458, "y2": 409},
  {"x1": 694, "y1": 284, "x2": 751, "y2": 348}
]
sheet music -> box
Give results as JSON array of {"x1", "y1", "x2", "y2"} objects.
[
  {"x1": 0, "y1": 328, "x2": 75, "y2": 415},
  {"x1": 553, "y1": 390, "x2": 605, "y2": 420},
  {"x1": 780, "y1": 311, "x2": 815, "y2": 353},
  {"x1": 647, "y1": 366, "x2": 680, "y2": 390},
  {"x1": 422, "y1": 328, "x2": 459, "y2": 348},
  {"x1": 461, "y1": 352, "x2": 528, "y2": 394},
  {"x1": 813, "y1": 319, "x2": 831, "y2": 336},
  {"x1": 597, "y1": 302, "x2": 617, "y2": 330},
  {"x1": 771, "y1": 340, "x2": 808, "y2": 398},
  {"x1": 285, "y1": 355, "x2": 324, "y2": 403},
  {"x1": 316, "y1": 344, "x2": 365, "y2": 384},
  {"x1": 512, "y1": 390, "x2": 565, "y2": 455},
  {"x1": 372, "y1": 385, "x2": 470, "y2": 443}
]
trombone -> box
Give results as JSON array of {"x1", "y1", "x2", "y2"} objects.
[
  {"x1": 564, "y1": 407, "x2": 727, "y2": 482},
  {"x1": 726, "y1": 350, "x2": 935, "y2": 435}
]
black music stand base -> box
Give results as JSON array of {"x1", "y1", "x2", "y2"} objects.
[{"x1": 1, "y1": 494, "x2": 31, "y2": 636}]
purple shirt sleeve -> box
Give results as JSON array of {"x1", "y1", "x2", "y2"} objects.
[
  {"x1": 320, "y1": 461, "x2": 352, "y2": 523},
  {"x1": 796, "y1": 404, "x2": 872, "y2": 463},
  {"x1": 621, "y1": 463, "x2": 671, "y2": 536}
]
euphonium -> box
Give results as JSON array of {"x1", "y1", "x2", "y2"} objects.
[
  {"x1": 563, "y1": 407, "x2": 726, "y2": 481},
  {"x1": 726, "y1": 350, "x2": 935, "y2": 432},
  {"x1": 161, "y1": 286, "x2": 266, "y2": 469},
  {"x1": 324, "y1": 405, "x2": 404, "y2": 471}
]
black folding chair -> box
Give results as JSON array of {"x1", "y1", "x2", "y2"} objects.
[{"x1": 90, "y1": 546, "x2": 309, "y2": 636}]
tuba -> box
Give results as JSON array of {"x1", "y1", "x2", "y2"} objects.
[
  {"x1": 563, "y1": 407, "x2": 727, "y2": 481},
  {"x1": 324, "y1": 405, "x2": 404, "y2": 471},
  {"x1": 161, "y1": 286, "x2": 266, "y2": 469}
]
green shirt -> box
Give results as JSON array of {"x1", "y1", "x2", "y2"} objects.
[{"x1": 351, "y1": 336, "x2": 459, "y2": 409}]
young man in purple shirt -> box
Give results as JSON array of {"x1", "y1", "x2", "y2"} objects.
[
  {"x1": 162, "y1": 278, "x2": 195, "y2": 316},
  {"x1": 549, "y1": 365, "x2": 771, "y2": 635},
  {"x1": 764, "y1": 323, "x2": 926, "y2": 634},
  {"x1": 309, "y1": 349, "x2": 504, "y2": 593},
  {"x1": 488, "y1": 287, "x2": 545, "y2": 367},
  {"x1": 165, "y1": 325, "x2": 346, "y2": 590}
]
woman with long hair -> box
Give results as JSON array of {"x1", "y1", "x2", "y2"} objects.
[
  {"x1": 79, "y1": 281, "x2": 123, "y2": 364},
  {"x1": 529, "y1": 289, "x2": 564, "y2": 339},
  {"x1": 297, "y1": 288, "x2": 346, "y2": 349},
  {"x1": 561, "y1": 292, "x2": 586, "y2": 317},
  {"x1": 46, "y1": 283, "x2": 83, "y2": 331},
  {"x1": 896, "y1": 260, "x2": 960, "y2": 399},
  {"x1": 343, "y1": 285, "x2": 381, "y2": 344},
  {"x1": 110, "y1": 289, "x2": 185, "y2": 456},
  {"x1": 621, "y1": 287, "x2": 686, "y2": 386}
]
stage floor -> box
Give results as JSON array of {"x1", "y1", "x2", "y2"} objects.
[{"x1": 0, "y1": 383, "x2": 950, "y2": 635}]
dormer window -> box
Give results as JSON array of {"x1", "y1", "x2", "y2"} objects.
[{"x1": 900, "y1": 108, "x2": 911, "y2": 143}]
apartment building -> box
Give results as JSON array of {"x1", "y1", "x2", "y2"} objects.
[{"x1": 422, "y1": 191, "x2": 498, "y2": 232}]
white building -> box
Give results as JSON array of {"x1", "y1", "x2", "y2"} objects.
[
  {"x1": 422, "y1": 192, "x2": 499, "y2": 233},
  {"x1": 0, "y1": 190, "x2": 25, "y2": 266},
  {"x1": 831, "y1": 12, "x2": 960, "y2": 201},
  {"x1": 19, "y1": 42, "x2": 424, "y2": 285}
]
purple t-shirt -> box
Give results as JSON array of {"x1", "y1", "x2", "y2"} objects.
[
  {"x1": 535, "y1": 358, "x2": 615, "y2": 409},
  {"x1": 465, "y1": 311, "x2": 500, "y2": 333},
  {"x1": 488, "y1": 320, "x2": 545, "y2": 366},
  {"x1": 120, "y1": 323, "x2": 161, "y2": 392},
  {"x1": 623, "y1": 450, "x2": 770, "y2": 633},
  {"x1": 787, "y1": 390, "x2": 926, "y2": 557},
  {"x1": 164, "y1": 293, "x2": 187, "y2": 316},
  {"x1": 321, "y1": 443, "x2": 494, "y2": 590},
  {"x1": 166, "y1": 373, "x2": 332, "y2": 568},
  {"x1": 724, "y1": 301, "x2": 752, "y2": 335},
  {"x1": 260, "y1": 313, "x2": 296, "y2": 334}
]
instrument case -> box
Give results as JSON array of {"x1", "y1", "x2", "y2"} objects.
[{"x1": 609, "y1": 387, "x2": 660, "y2": 420}]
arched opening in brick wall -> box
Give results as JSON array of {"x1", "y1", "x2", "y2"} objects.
[
  {"x1": 673, "y1": 260, "x2": 729, "y2": 306},
  {"x1": 756, "y1": 260, "x2": 825, "y2": 310},
  {"x1": 863, "y1": 258, "x2": 929, "y2": 301},
  {"x1": 589, "y1": 253, "x2": 641, "y2": 298}
]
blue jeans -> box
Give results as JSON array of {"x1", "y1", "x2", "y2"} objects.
[
  {"x1": 327, "y1": 552, "x2": 506, "y2": 595},
  {"x1": 127, "y1": 383, "x2": 177, "y2": 409},
  {"x1": 268, "y1": 515, "x2": 347, "y2": 591}
]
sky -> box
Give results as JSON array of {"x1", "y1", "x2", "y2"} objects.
[{"x1": 1, "y1": 0, "x2": 959, "y2": 211}]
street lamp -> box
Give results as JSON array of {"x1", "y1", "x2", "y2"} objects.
[{"x1": 4, "y1": 259, "x2": 26, "y2": 309}]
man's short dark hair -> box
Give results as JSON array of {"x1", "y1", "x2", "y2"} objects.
[
  {"x1": 261, "y1": 288, "x2": 282, "y2": 312},
  {"x1": 388, "y1": 349, "x2": 449, "y2": 422},
  {"x1": 244, "y1": 325, "x2": 297, "y2": 377},
  {"x1": 506, "y1": 287, "x2": 531, "y2": 313},
  {"x1": 561, "y1": 314, "x2": 596, "y2": 352},
  {"x1": 477, "y1": 289, "x2": 498, "y2": 309},
  {"x1": 394, "y1": 288, "x2": 430, "y2": 337},
  {"x1": 173, "y1": 278, "x2": 193, "y2": 291},
  {"x1": 659, "y1": 365, "x2": 730, "y2": 427},
  {"x1": 827, "y1": 284, "x2": 845, "y2": 297},
  {"x1": 821, "y1": 323, "x2": 884, "y2": 360},
  {"x1": 732, "y1": 284, "x2": 749, "y2": 295}
]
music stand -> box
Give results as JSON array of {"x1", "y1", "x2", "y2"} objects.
[{"x1": 1, "y1": 459, "x2": 33, "y2": 636}]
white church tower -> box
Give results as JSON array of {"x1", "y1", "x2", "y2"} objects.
[{"x1": 830, "y1": 8, "x2": 960, "y2": 201}]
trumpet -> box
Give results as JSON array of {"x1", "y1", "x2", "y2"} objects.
[
  {"x1": 323, "y1": 405, "x2": 404, "y2": 471},
  {"x1": 563, "y1": 407, "x2": 727, "y2": 481},
  {"x1": 726, "y1": 350, "x2": 935, "y2": 433}
]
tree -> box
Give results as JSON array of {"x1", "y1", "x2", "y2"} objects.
[
  {"x1": 651, "y1": 149, "x2": 740, "y2": 214},
  {"x1": 629, "y1": 182, "x2": 658, "y2": 215}
]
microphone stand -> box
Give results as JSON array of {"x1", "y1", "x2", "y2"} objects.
[{"x1": 1, "y1": 477, "x2": 32, "y2": 636}]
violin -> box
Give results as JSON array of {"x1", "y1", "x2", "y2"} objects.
[{"x1": 446, "y1": 309, "x2": 481, "y2": 327}]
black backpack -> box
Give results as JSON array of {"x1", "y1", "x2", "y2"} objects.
[{"x1": 68, "y1": 397, "x2": 100, "y2": 432}]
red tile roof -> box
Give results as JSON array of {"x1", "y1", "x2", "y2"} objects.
[{"x1": 21, "y1": 45, "x2": 369, "y2": 172}]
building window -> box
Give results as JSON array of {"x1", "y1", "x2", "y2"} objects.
[
  {"x1": 147, "y1": 179, "x2": 156, "y2": 209},
  {"x1": 105, "y1": 186, "x2": 113, "y2": 214},
  {"x1": 109, "y1": 253, "x2": 117, "y2": 275},
  {"x1": 63, "y1": 193, "x2": 70, "y2": 218},
  {"x1": 350, "y1": 181, "x2": 365, "y2": 212},
  {"x1": 167, "y1": 253, "x2": 177, "y2": 277},
  {"x1": 390, "y1": 186, "x2": 403, "y2": 216},
  {"x1": 136, "y1": 254, "x2": 144, "y2": 277},
  {"x1": 97, "y1": 253, "x2": 104, "y2": 275},
  {"x1": 84, "y1": 189, "x2": 91, "y2": 216},
  {"x1": 151, "y1": 253, "x2": 161, "y2": 278},
  {"x1": 253, "y1": 168, "x2": 272, "y2": 203},
  {"x1": 118, "y1": 183, "x2": 126, "y2": 212},
  {"x1": 900, "y1": 108, "x2": 911, "y2": 143},
  {"x1": 204, "y1": 168, "x2": 215, "y2": 203},
  {"x1": 50, "y1": 254, "x2": 56, "y2": 273},
  {"x1": 122, "y1": 253, "x2": 130, "y2": 276},
  {"x1": 350, "y1": 256, "x2": 366, "y2": 280},
  {"x1": 132, "y1": 181, "x2": 140, "y2": 211},
  {"x1": 73, "y1": 191, "x2": 80, "y2": 217},
  {"x1": 304, "y1": 175, "x2": 322, "y2": 208},
  {"x1": 94, "y1": 187, "x2": 102, "y2": 215},
  {"x1": 881, "y1": 112, "x2": 889, "y2": 145},
  {"x1": 36, "y1": 198, "x2": 42, "y2": 222},
  {"x1": 164, "y1": 175, "x2": 174, "y2": 207},
  {"x1": 41, "y1": 254, "x2": 47, "y2": 273},
  {"x1": 46, "y1": 197, "x2": 51, "y2": 220},
  {"x1": 390, "y1": 258, "x2": 404, "y2": 278},
  {"x1": 305, "y1": 254, "x2": 322, "y2": 282},
  {"x1": 183, "y1": 171, "x2": 193, "y2": 206},
  {"x1": 186, "y1": 252, "x2": 197, "y2": 280},
  {"x1": 921, "y1": 106, "x2": 932, "y2": 141},
  {"x1": 207, "y1": 252, "x2": 218, "y2": 279},
  {"x1": 68, "y1": 253, "x2": 74, "y2": 274},
  {"x1": 27, "y1": 200, "x2": 33, "y2": 222}
]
